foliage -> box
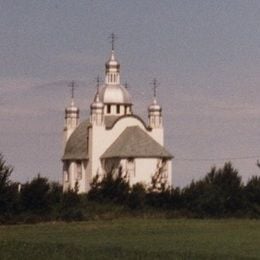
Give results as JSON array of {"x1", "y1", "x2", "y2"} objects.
[
  {"x1": 182, "y1": 162, "x2": 244, "y2": 217},
  {"x1": 127, "y1": 183, "x2": 146, "y2": 209},
  {"x1": 20, "y1": 174, "x2": 51, "y2": 214},
  {"x1": 88, "y1": 167, "x2": 130, "y2": 204},
  {"x1": 2, "y1": 154, "x2": 260, "y2": 223},
  {"x1": 59, "y1": 188, "x2": 83, "y2": 221},
  {"x1": 0, "y1": 153, "x2": 19, "y2": 218},
  {"x1": 244, "y1": 176, "x2": 260, "y2": 215}
]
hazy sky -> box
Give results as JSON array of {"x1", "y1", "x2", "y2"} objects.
[{"x1": 1, "y1": 0, "x2": 260, "y2": 187}]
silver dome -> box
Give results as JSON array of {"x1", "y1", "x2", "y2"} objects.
[
  {"x1": 99, "y1": 84, "x2": 132, "y2": 104},
  {"x1": 148, "y1": 99, "x2": 161, "y2": 111}
]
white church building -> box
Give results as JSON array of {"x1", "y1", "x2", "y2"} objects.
[{"x1": 62, "y1": 46, "x2": 173, "y2": 193}]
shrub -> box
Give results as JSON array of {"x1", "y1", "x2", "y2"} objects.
[
  {"x1": 88, "y1": 168, "x2": 130, "y2": 204},
  {"x1": 20, "y1": 174, "x2": 50, "y2": 214},
  {"x1": 59, "y1": 189, "x2": 83, "y2": 221},
  {"x1": 128, "y1": 183, "x2": 146, "y2": 210}
]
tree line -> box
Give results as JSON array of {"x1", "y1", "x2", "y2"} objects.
[{"x1": 0, "y1": 153, "x2": 260, "y2": 224}]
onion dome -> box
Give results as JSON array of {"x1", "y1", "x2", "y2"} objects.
[
  {"x1": 91, "y1": 92, "x2": 104, "y2": 109},
  {"x1": 105, "y1": 51, "x2": 120, "y2": 73},
  {"x1": 148, "y1": 98, "x2": 161, "y2": 112},
  {"x1": 65, "y1": 99, "x2": 79, "y2": 117},
  {"x1": 101, "y1": 49, "x2": 132, "y2": 105},
  {"x1": 99, "y1": 84, "x2": 132, "y2": 104}
]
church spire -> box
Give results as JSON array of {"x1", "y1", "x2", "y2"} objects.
[
  {"x1": 64, "y1": 81, "x2": 80, "y2": 143},
  {"x1": 109, "y1": 32, "x2": 116, "y2": 51},
  {"x1": 152, "y1": 78, "x2": 158, "y2": 104},
  {"x1": 91, "y1": 76, "x2": 104, "y2": 126},
  {"x1": 148, "y1": 78, "x2": 162, "y2": 129},
  {"x1": 105, "y1": 33, "x2": 120, "y2": 85},
  {"x1": 69, "y1": 81, "x2": 76, "y2": 106}
]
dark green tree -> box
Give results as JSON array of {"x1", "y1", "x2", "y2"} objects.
[
  {"x1": 182, "y1": 162, "x2": 244, "y2": 217},
  {"x1": 0, "y1": 153, "x2": 19, "y2": 217},
  {"x1": 20, "y1": 174, "x2": 50, "y2": 214},
  {"x1": 244, "y1": 176, "x2": 260, "y2": 215}
]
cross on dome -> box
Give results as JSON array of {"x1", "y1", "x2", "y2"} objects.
[
  {"x1": 96, "y1": 75, "x2": 101, "y2": 92},
  {"x1": 68, "y1": 81, "x2": 77, "y2": 106},
  {"x1": 152, "y1": 78, "x2": 159, "y2": 101},
  {"x1": 109, "y1": 33, "x2": 117, "y2": 51},
  {"x1": 69, "y1": 81, "x2": 76, "y2": 99}
]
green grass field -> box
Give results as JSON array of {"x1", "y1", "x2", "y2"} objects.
[{"x1": 0, "y1": 218, "x2": 259, "y2": 259}]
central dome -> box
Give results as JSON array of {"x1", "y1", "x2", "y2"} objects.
[{"x1": 99, "y1": 84, "x2": 132, "y2": 104}]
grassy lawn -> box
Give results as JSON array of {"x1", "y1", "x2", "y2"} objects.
[{"x1": 0, "y1": 218, "x2": 259, "y2": 259}]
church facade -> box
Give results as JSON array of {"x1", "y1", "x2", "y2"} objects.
[{"x1": 62, "y1": 48, "x2": 173, "y2": 193}]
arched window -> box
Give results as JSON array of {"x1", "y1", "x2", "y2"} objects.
[
  {"x1": 76, "y1": 161, "x2": 82, "y2": 180},
  {"x1": 63, "y1": 162, "x2": 69, "y2": 182}
]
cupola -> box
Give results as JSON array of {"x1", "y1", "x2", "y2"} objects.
[{"x1": 148, "y1": 79, "x2": 162, "y2": 129}]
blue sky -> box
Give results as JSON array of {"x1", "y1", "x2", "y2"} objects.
[{"x1": 1, "y1": 0, "x2": 260, "y2": 187}]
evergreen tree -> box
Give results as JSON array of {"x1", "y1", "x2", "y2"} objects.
[{"x1": 0, "y1": 153, "x2": 18, "y2": 217}]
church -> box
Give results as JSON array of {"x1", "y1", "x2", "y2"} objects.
[{"x1": 62, "y1": 45, "x2": 173, "y2": 193}]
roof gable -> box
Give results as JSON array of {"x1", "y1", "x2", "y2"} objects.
[
  {"x1": 101, "y1": 126, "x2": 173, "y2": 159},
  {"x1": 62, "y1": 120, "x2": 90, "y2": 160}
]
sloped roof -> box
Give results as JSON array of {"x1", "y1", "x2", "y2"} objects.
[
  {"x1": 62, "y1": 120, "x2": 90, "y2": 160},
  {"x1": 101, "y1": 126, "x2": 173, "y2": 159},
  {"x1": 104, "y1": 115, "x2": 119, "y2": 128}
]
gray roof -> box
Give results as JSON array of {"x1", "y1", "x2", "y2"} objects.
[
  {"x1": 101, "y1": 126, "x2": 173, "y2": 159},
  {"x1": 62, "y1": 120, "x2": 90, "y2": 160},
  {"x1": 104, "y1": 115, "x2": 119, "y2": 129}
]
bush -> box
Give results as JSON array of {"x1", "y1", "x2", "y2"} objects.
[
  {"x1": 20, "y1": 175, "x2": 50, "y2": 214},
  {"x1": 59, "y1": 189, "x2": 83, "y2": 221},
  {"x1": 88, "y1": 168, "x2": 130, "y2": 204},
  {"x1": 128, "y1": 183, "x2": 146, "y2": 210}
]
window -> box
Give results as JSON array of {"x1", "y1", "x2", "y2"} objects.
[
  {"x1": 116, "y1": 105, "x2": 120, "y2": 114},
  {"x1": 127, "y1": 158, "x2": 135, "y2": 177},
  {"x1": 124, "y1": 105, "x2": 127, "y2": 114},
  {"x1": 107, "y1": 105, "x2": 111, "y2": 114},
  {"x1": 76, "y1": 162, "x2": 82, "y2": 180},
  {"x1": 63, "y1": 163, "x2": 69, "y2": 182},
  {"x1": 64, "y1": 171, "x2": 69, "y2": 182}
]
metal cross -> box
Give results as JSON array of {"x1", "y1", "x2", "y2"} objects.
[
  {"x1": 96, "y1": 75, "x2": 101, "y2": 92},
  {"x1": 152, "y1": 78, "x2": 159, "y2": 98},
  {"x1": 124, "y1": 81, "x2": 128, "y2": 89},
  {"x1": 69, "y1": 81, "x2": 76, "y2": 99},
  {"x1": 109, "y1": 33, "x2": 117, "y2": 51}
]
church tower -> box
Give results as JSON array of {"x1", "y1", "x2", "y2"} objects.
[
  {"x1": 98, "y1": 34, "x2": 132, "y2": 116},
  {"x1": 64, "y1": 82, "x2": 80, "y2": 145},
  {"x1": 148, "y1": 79, "x2": 163, "y2": 145},
  {"x1": 91, "y1": 77, "x2": 104, "y2": 126}
]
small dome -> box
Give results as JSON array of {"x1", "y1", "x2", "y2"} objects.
[
  {"x1": 91, "y1": 93, "x2": 104, "y2": 109},
  {"x1": 65, "y1": 101, "x2": 79, "y2": 114},
  {"x1": 105, "y1": 51, "x2": 120, "y2": 72},
  {"x1": 99, "y1": 84, "x2": 132, "y2": 104},
  {"x1": 148, "y1": 99, "x2": 161, "y2": 112}
]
